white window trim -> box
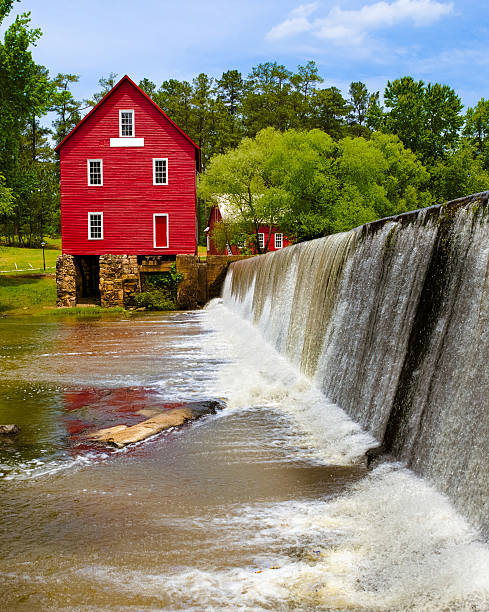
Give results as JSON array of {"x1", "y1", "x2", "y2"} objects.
[
  {"x1": 258, "y1": 232, "x2": 265, "y2": 249},
  {"x1": 275, "y1": 232, "x2": 283, "y2": 249},
  {"x1": 87, "y1": 159, "x2": 103, "y2": 186},
  {"x1": 88, "y1": 212, "x2": 104, "y2": 240},
  {"x1": 153, "y1": 158, "x2": 168, "y2": 185},
  {"x1": 153, "y1": 213, "x2": 169, "y2": 249},
  {"x1": 119, "y1": 109, "x2": 134, "y2": 137}
]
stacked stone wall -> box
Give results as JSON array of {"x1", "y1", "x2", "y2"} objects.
[
  {"x1": 56, "y1": 253, "x2": 254, "y2": 310},
  {"x1": 56, "y1": 255, "x2": 77, "y2": 307},
  {"x1": 99, "y1": 255, "x2": 140, "y2": 307}
]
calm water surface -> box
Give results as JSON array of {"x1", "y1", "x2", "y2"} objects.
[{"x1": 1, "y1": 306, "x2": 488, "y2": 610}]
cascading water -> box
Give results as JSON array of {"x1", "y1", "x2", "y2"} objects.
[{"x1": 223, "y1": 191, "x2": 489, "y2": 536}]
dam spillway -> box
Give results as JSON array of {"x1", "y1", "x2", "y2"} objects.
[{"x1": 223, "y1": 191, "x2": 489, "y2": 535}]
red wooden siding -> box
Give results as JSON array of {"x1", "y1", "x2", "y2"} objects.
[{"x1": 58, "y1": 76, "x2": 198, "y2": 256}]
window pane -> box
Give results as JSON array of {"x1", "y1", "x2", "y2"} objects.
[
  {"x1": 121, "y1": 111, "x2": 133, "y2": 136},
  {"x1": 154, "y1": 159, "x2": 167, "y2": 184},
  {"x1": 89, "y1": 213, "x2": 102, "y2": 239},
  {"x1": 89, "y1": 161, "x2": 102, "y2": 185}
]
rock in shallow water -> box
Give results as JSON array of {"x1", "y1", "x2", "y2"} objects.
[
  {"x1": 88, "y1": 400, "x2": 224, "y2": 448},
  {"x1": 0, "y1": 424, "x2": 20, "y2": 435}
]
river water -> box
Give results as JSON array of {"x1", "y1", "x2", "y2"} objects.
[{"x1": 1, "y1": 305, "x2": 489, "y2": 611}]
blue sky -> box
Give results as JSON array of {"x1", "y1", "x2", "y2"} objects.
[{"x1": 3, "y1": 0, "x2": 489, "y2": 110}]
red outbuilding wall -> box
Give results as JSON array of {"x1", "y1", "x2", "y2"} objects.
[{"x1": 58, "y1": 76, "x2": 198, "y2": 256}]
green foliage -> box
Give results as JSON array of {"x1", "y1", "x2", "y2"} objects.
[
  {"x1": 463, "y1": 98, "x2": 489, "y2": 169},
  {"x1": 0, "y1": 0, "x2": 19, "y2": 23},
  {"x1": 0, "y1": 11, "x2": 60, "y2": 246},
  {"x1": 134, "y1": 264, "x2": 183, "y2": 310},
  {"x1": 51, "y1": 73, "x2": 82, "y2": 145},
  {"x1": 132, "y1": 290, "x2": 176, "y2": 311},
  {"x1": 0, "y1": 174, "x2": 13, "y2": 215},
  {"x1": 142, "y1": 60, "x2": 354, "y2": 168},
  {"x1": 85, "y1": 72, "x2": 118, "y2": 107},
  {"x1": 209, "y1": 218, "x2": 252, "y2": 254},
  {"x1": 382, "y1": 77, "x2": 464, "y2": 164},
  {"x1": 199, "y1": 128, "x2": 432, "y2": 244},
  {"x1": 348, "y1": 81, "x2": 369, "y2": 126},
  {"x1": 429, "y1": 144, "x2": 489, "y2": 204}
]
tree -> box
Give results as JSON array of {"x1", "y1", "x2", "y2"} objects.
[
  {"x1": 309, "y1": 87, "x2": 350, "y2": 138},
  {"x1": 198, "y1": 128, "x2": 432, "y2": 247},
  {"x1": 86, "y1": 72, "x2": 118, "y2": 107},
  {"x1": 365, "y1": 92, "x2": 384, "y2": 131},
  {"x1": 383, "y1": 76, "x2": 463, "y2": 164},
  {"x1": 429, "y1": 143, "x2": 489, "y2": 204},
  {"x1": 198, "y1": 128, "x2": 284, "y2": 253},
  {"x1": 242, "y1": 62, "x2": 294, "y2": 135},
  {"x1": 216, "y1": 69, "x2": 244, "y2": 116},
  {"x1": 463, "y1": 98, "x2": 489, "y2": 169},
  {"x1": 0, "y1": 0, "x2": 19, "y2": 22},
  {"x1": 348, "y1": 81, "x2": 369, "y2": 125},
  {"x1": 0, "y1": 11, "x2": 58, "y2": 244},
  {"x1": 0, "y1": 174, "x2": 14, "y2": 215},
  {"x1": 51, "y1": 73, "x2": 81, "y2": 145},
  {"x1": 289, "y1": 61, "x2": 323, "y2": 127},
  {"x1": 153, "y1": 78, "x2": 193, "y2": 135},
  {"x1": 190, "y1": 73, "x2": 216, "y2": 164},
  {"x1": 138, "y1": 77, "x2": 156, "y2": 97}
]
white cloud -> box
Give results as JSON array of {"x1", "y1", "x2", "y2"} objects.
[
  {"x1": 267, "y1": 3, "x2": 318, "y2": 40},
  {"x1": 267, "y1": 0, "x2": 454, "y2": 45}
]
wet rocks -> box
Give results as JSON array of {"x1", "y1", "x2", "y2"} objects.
[
  {"x1": 0, "y1": 424, "x2": 20, "y2": 435},
  {"x1": 89, "y1": 400, "x2": 224, "y2": 448}
]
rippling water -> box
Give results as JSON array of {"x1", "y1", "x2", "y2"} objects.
[{"x1": 0, "y1": 307, "x2": 488, "y2": 610}]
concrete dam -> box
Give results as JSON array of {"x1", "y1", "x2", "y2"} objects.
[{"x1": 222, "y1": 191, "x2": 489, "y2": 535}]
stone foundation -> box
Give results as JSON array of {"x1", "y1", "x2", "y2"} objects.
[
  {"x1": 56, "y1": 254, "x2": 77, "y2": 307},
  {"x1": 56, "y1": 253, "x2": 252, "y2": 310},
  {"x1": 99, "y1": 255, "x2": 139, "y2": 307}
]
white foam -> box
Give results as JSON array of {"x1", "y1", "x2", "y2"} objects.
[
  {"x1": 64, "y1": 465, "x2": 489, "y2": 611},
  {"x1": 204, "y1": 300, "x2": 375, "y2": 465}
]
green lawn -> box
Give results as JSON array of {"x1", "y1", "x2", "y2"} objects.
[
  {"x1": 0, "y1": 239, "x2": 61, "y2": 274},
  {"x1": 0, "y1": 275, "x2": 57, "y2": 314}
]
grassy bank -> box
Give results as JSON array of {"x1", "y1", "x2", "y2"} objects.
[
  {"x1": 0, "y1": 275, "x2": 57, "y2": 315},
  {"x1": 0, "y1": 275, "x2": 132, "y2": 316},
  {"x1": 0, "y1": 239, "x2": 61, "y2": 275}
]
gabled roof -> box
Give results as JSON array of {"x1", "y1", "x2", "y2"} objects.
[{"x1": 55, "y1": 75, "x2": 200, "y2": 156}]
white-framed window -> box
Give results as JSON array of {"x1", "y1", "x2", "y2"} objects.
[
  {"x1": 119, "y1": 109, "x2": 134, "y2": 137},
  {"x1": 153, "y1": 213, "x2": 169, "y2": 248},
  {"x1": 87, "y1": 159, "x2": 103, "y2": 186},
  {"x1": 258, "y1": 232, "x2": 265, "y2": 250},
  {"x1": 275, "y1": 233, "x2": 283, "y2": 249},
  {"x1": 153, "y1": 158, "x2": 168, "y2": 185},
  {"x1": 88, "y1": 212, "x2": 103, "y2": 240}
]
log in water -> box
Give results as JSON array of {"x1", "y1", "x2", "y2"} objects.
[{"x1": 224, "y1": 191, "x2": 489, "y2": 536}]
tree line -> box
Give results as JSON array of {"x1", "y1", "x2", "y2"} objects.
[{"x1": 2, "y1": 0, "x2": 489, "y2": 247}]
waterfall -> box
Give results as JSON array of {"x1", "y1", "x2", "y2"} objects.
[{"x1": 222, "y1": 192, "x2": 489, "y2": 535}]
